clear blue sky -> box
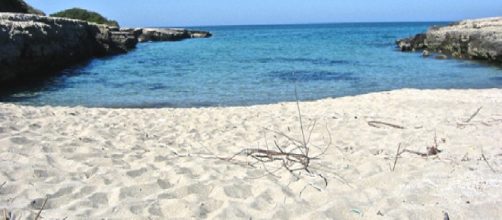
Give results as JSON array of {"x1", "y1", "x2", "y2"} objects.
[{"x1": 26, "y1": 0, "x2": 502, "y2": 27}]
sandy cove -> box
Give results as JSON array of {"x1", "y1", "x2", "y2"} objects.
[{"x1": 0, "y1": 89, "x2": 501, "y2": 219}]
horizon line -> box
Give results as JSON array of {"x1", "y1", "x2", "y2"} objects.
[{"x1": 140, "y1": 20, "x2": 454, "y2": 29}]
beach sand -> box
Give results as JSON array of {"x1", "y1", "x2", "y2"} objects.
[{"x1": 0, "y1": 89, "x2": 501, "y2": 219}]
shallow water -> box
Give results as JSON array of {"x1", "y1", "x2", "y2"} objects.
[{"x1": 2, "y1": 22, "x2": 502, "y2": 107}]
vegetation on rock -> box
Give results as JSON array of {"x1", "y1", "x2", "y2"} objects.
[
  {"x1": 50, "y1": 8, "x2": 119, "y2": 27},
  {"x1": 0, "y1": 0, "x2": 45, "y2": 15}
]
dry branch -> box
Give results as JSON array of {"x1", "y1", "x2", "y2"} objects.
[
  {"x1": 228, "y1": 85, "x2": 334, "y2": 187},
  {"x1": 400, "y1": 133, "x2": 442, "y2": 157},
  {"x1": 228, "y1": 148, "x2": 315, "y2": 173},
  {"x1": 401, "y1": 148, "x2": 441, "y2": 157},
  {"x1": 368, "y1": 121, "x2": 405, "y2": 129}
]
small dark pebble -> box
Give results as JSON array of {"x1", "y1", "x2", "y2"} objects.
[
  {"x1": 466, "y1": 200, "x2": 470, "y2": 204},
  {"x1": 444, "y1": 212, "x2": 450, "y2": 220}
]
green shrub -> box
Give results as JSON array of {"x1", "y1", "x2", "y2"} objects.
[{"x1": 50, "y1": 8, "x2": 119, "y2": 27}]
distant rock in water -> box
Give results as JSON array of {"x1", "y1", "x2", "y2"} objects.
[
  {"x1": 0, "y1": 13, "x2": 212, "y2": 85},
  {"x1": 396, "y1": 17, "x2": 502, "y2": 64},
  {"x1": 137, "y1": 28, "x2": 212, "y2": 42},
  {"x1": 397, "y1": 33, "x2": 426, "y2": 52},
  {"x1": 0, "y1": 0, "x2": 45, "y2": 15}
]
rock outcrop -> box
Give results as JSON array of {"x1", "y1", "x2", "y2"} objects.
[
  {"x1": 137, "y1": 28, "x2": 212, "y2": 42},
  {"x1": 0, "y1": 13, "x2": 137, "y2": 83},
  {"x1": 0, "y1": 0, "x2": 45, "y2": 15},
  {"x1": 0, "y1": 13, "x2": 212, "y2": 84},
  {"x1": 396, "y1": 17, "x2": 502, "y2": 64}
]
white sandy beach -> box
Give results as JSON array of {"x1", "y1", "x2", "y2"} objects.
[{"x1": 0, "y1": 89, "x2": 501, "y2": 219}]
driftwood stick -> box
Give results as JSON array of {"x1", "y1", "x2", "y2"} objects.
[
  {"x1": 391, "y1": 143, "x2": 402, "y2": 171},
  {"x1": 368, "y1": 121, "x2": 405, "y2": 129},
  {"x1": 35, "y1": 197, "x2": 48, "y2": 220},
  {"x1": 465, "y1": 107, "x2": 483, "y2": 123}
]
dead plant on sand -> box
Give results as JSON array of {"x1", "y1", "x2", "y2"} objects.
[
  {"x1": 390, "y1": 132, "x2": 443, "y2": 171},
  {"x1": 225, "y1": 86, "x2": 333, "y2": 187}
]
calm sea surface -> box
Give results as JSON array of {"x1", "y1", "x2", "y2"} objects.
[{"x1": 2, "y1": 22, "x2": 502, "y2": 107}]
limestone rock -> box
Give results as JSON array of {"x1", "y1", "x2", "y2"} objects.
[
  {"x1": 0, "y1": 13, "x2": 212, "y2": 85},
  {"x1": 396, "y1": 34, "x2": 426, "y2": 51},
  {"x1": 435, "y1": 54, "x2": 448, "y2": 59},
  {"x1": 422, "y1": 50, "x2": 430, "y2": 57},
  {"x1": 137, "y1": 28, "x2": 212, "y2": 42},
  {"x1": 396, "y1": 17, "x2": 502, "y2": 64},
  {"x1": 0, "y1": 13, "x2": 137, "y2": 83}
]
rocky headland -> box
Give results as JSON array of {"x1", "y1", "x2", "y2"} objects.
[
  {"x1": 0, "y1": 13, "x2": 211, "y2": 84},
  {"x1": 136, "y1": 28, "x2": 212, "y2": 42},
  {"x1": 396, "y1": 17, "x2": 502, "y2": 64}
]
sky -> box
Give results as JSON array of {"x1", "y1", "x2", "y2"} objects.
[{"x1": 25, "y1": 0, "x2": 502, "y2": 27}]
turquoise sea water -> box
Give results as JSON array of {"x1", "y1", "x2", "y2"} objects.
[{"x1": 2, "y1": 22, "x2": 502, "y2": 107}]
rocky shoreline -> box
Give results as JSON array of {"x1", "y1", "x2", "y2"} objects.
[
  {"x1": 396, "y1": 17, "x2": 502, "y2": 64},
  {"x1": 0, "y1": 13, "x2": 211, "y2": 84}
]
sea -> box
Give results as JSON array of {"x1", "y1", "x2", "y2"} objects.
[{"x1": 2, "y1": 22, "x2": 502, "y2": 108}]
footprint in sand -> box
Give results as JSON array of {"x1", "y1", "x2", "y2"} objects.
[
  {"x1": 9, "y1": 136, "x2": 31, "y2": 145},
  {"x1": 126, "y1": 168, "x2": 147, "y2": 178},
  {"x1": 223, "y1": 184, "x2": 252, "y2": 199},
  {"x1": 148, "y1": 202, "x2": 163, "y2": 216},
  {"x1": 157, "y1": 179, "x2": 172, "y2": 189},
  {"x1": 88, "y1": 192, "x2": 109, "y2": 208}
]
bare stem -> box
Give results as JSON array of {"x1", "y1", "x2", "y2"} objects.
[
  {"x1": 391, "y1": 143, "x2": 402, "y2": 171},
  {"x1": 294, "y1": 84, "x2": 308, "y2": 156},
  {"x1": 35, "y1": 197, "x2": 48, "y2": 220}
]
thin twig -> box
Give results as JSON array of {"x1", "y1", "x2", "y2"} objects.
[
  {"x1": 264, "y1": 128, "x2": 303, "y2": 146},
  {"x1": 294, "y1": 84, "x2": 308, "y2": 156},
  {"x1": 481, "y1": 154, "x2": 497, "y2": 173},
  {"x1": 306, "y1": 120, "x2": 318, "y2": 146},
  {"x1": 0, "y1": 181, "x2": 5, "y2": 191},
  {"x1": 368, "y1": 121, "x2": 405, "y2": 129},
  {"x1": 391, "y1": 143, "x2": 402, "y2": 171},
  {"x1": 35, "y1": 197, "x2": 48, "y2": 220},
  {"x1": 401, "y1": 149, "x2": 428, "y2": 157},
  {"x1": 318, "y1": 173, "x2": 328, "y2": 187},
  {"x1": 400, "y1": 134, "x2": 442, "y2": 157},
  {"x1": 465, "y1": 107, "x2": 482, "y2": 123}
]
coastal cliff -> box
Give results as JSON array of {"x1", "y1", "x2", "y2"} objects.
[
  {"x1": 0, "y1": 13, "x2": 211, "y2": 84},
  {"x1": 0, "y1": 13, "x2": 136, "y2": 83},
  {"x1": 396, "y1": 17, "x2": 502, "y2": 63}
]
